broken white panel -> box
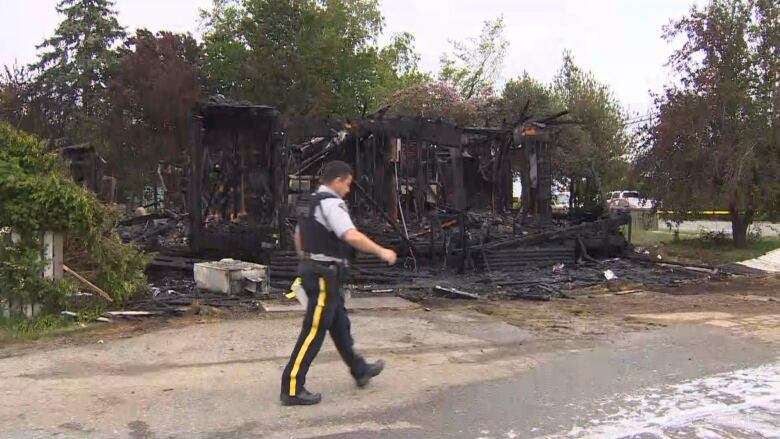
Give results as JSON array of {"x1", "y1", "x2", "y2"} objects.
[
  {"x1": 242, "y1": 265, "x2": 270, "y2": 295},
  {"x1": 194, "y1": 259, "x2": 269, "y2": 295}
]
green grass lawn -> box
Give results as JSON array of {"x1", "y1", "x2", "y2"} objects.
[
  {"x1": 0, "y1": 314, "x2": 74, "y2": 343},
  {"x1": 628, "y1": 228, "x2": 780, "y2": 265},
  {"x1": 0, "y1": 301, "x2": 108, "y2": 344}
]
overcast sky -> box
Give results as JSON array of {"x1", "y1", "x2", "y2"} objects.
[{"x1": 1, "y1": 0, "x2": 703, "y2": 114}]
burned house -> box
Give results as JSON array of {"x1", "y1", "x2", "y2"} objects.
[
  {"x1": 285, "y1": 117, "x2": 471, "y2": 235},
  {"x1": 107, "y1": 97, "x2": 730, "y2": 308},
  {"x1": 178, "y1": 98, "x2": 629, "y2": 289},
  {"x1": 185, "y1": 98, "x2": 518, "y2": 255},
  {"x1": 60, "y1": 143, "x2": 116, "y2": 203},
  {"x1": 187, "y1": 100, "x2": 285, "y2": 259}
]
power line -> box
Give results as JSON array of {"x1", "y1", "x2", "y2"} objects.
[
  {"x1": 625, "y1": 113, "x2": 657, "y2": 122},
  {"x1": 625, "y1": 116, "x2": 656, "y2": 126}
]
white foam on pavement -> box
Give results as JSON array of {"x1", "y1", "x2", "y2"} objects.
[{"x1": 538, "y1": 360, "x2": 780, "y2": 439}]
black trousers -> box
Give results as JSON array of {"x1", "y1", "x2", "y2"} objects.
[{"x1": 281, "y1": 260, "x2": 368, "y2": 396}]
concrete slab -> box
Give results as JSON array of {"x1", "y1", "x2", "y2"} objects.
[
  {"x1": 260, "y1": 296, "x2": 418, "y2": 313},
  {"x1": 758, "y1": 248, "x2": 780, "y2": 263},
  {"x1": 738, "y1": 248, "x2": 780, "y2": 273},
  {"x1": 738, "y1": 259, "x2": 780, "y2": 273}
]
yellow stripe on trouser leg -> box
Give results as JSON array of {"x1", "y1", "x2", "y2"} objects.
[{"x1": 289, "y1": 278, "x2": 327, "y2": 396}]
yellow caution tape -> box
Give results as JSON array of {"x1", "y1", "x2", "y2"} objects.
[{"x1": 657, "y1": 210, "x2": 730, "y2": 215}]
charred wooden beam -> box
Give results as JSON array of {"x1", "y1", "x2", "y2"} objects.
[
  {"x1": 188, "y1": 114, "x2": 204, "y2": 253},
  {"x1": 465, "y1": 216, "x2": 629, "y2": 253},
  {"x1": 352, "y1": 181, "x2": 412, "y2": 250}
]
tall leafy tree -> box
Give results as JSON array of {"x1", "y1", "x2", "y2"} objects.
[
  {"x1": 108, "y1": 30, "x2": 202, "y2": 196},
  {"x1": 372, "y1": 32, "x2": 430, "y2": 109},
  {"x1": 439, "y1": 17, "x2": 508, "y2": 100},
  {"x1": 553, "y1": 52, "x2": 630, "y2": 210},
  {"x1": 500, "y1": 73, "x2": 562, "y2": 185},
  {"x1": 636, "y1": 0, "x2": 780, "y2": 246},
  {"x1": 0, "y1": 64, "x2": 56, "y2": 138},
  {"x1": 752, "y1": 0, "x2": 780, "y2": 215},
  {"x1": 199, "y1": 0, "x2": 249, "y2": 99},
  {"x1": 29, "y1": 0, "x2": 125, "y2": 141},
  {"x1": 0, "y1": 64, "x2": 47, "y2": 134},
  {"x1": 752, "y1": 0, "x2": 780, "y2": 153},
  {"x1": 499, "y1": 61, "x2": 629, "y2": 212},
  {"x1": 200, "y1": 0, "x2": 414, "y2": 116},
  {"x1": 501, "y1": 73, "x2": 561, "y2": 124}
]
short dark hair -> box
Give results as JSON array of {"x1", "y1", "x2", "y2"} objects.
[{"x1": 320, "y1": 160, "x2": 353, "y2": 184}]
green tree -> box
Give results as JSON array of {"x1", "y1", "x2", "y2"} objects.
[
  {"x1": 500, "y1": 73, "x2": 562, "y2": 186},
  {"x1": 501, "y1": 73, "x2": 562, "y2": 124},
  {"x1": 108, "y1": 29, "x2": 203, "y2": 197},
  {"x1": 439, "y1": 17, "x2": 509, "y2": 100},
  {"x1": 636, "y1": 0, "x2": 780, "y2": 246},
  {"x1": 199, "y1": 0, "x2": 249, "y2": 99},
  {"x1": 200, "y1": 0, "x2": 415, "y2": 116},
  {"x1": 552, "y1": 52, "x2": 630, "y2": 211},
  {"x1": 0, "y1": 122, "x2": 147, "y2": 305},
  {"x1": 372, "y1": 32, "x2": 431, "y2": 109},
  {"x1": 752, "y1": 0, "x2": 780, "y2": 217},
  {"x1": 498, "y1": 61, "x2": 629, "y2": 212},
  {"x1": 0, "y1": 64, "x2": 47, "y2": 134},
  {"x1": 29, "y1": 0, "x2": 125, "y2": 142}
]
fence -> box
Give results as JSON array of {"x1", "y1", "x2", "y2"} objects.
[{"x1": 0, "y1": 229, "x2": 63, "y2": 319}]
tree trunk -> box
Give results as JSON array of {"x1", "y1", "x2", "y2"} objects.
[
  {"x1": 588, "y1": 162, "x2": 606, "y2": 213},
  {"x1": 730, "y1": 208, "x2": 755, "y2": 248}
]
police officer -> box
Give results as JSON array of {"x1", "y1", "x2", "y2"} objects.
[{"x1": 281, "y1": 160, "x2": 397, "y2": 406}]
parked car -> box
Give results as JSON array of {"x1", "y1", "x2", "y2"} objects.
[
  {"x1": 607, "y1": 191, "x2": 654, "y2": 210},
  {"x1": 552, "y1": 191, "x2": 570, "y2": 214}
]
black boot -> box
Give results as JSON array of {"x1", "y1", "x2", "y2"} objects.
[
  {"x1": 355, "y1": 360, "x2": 384, "y2": 388},
  {"x1": 280, "y1": 388, "x2": 322, "y2": 406}
]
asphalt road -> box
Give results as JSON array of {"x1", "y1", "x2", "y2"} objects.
[
  {"x1": 1, "y1": 303, "x2": 779, "y2": 438},
  {"x1": 301, "y1": 325, "x2": 780, "y2": 439}
]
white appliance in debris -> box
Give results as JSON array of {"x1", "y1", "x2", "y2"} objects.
[{"x1": 193, "y1": 259, "x2": 269, "y2": 296}]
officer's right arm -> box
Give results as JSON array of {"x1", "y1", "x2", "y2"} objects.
[
  {"x1": 342, "y1": 230, "x2": 397, "y2": 265},
  {"x1": 322, "y1": 199, "x2": 397, "y2": 265}
]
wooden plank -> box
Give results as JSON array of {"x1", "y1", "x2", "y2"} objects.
[
  {"x1": 433, "y1": 285, "x2": 481, "y2": 300},
  {"x1": 63, "y1": 265, "x2": 113, "y2": 302},
  {"x1": 106, "y1": 311, "x2": 164, "y2": 317}
]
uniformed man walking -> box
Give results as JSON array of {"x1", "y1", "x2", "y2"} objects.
[{"x1": 281, "y1": 160, "x2": 397, "y2": 406}]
